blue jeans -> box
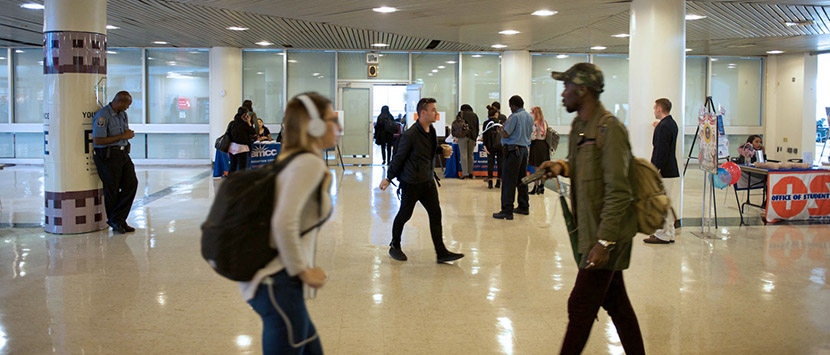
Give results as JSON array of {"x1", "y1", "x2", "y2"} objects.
[{"x1": 248, "y1": 271, "x2": 323, "y2": 355}]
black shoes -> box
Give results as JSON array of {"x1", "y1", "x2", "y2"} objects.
[
  {"x1": 495, "y1": 179, "x2": 501, "y2": 188},
  {"x1": 437, "y1": 251, "x2": 465, "y2": 263},
  {"x1": 514, "y1": 208, "x2": 529, "y2": 215},
  {"x1": 529, "y1": 186, "x2": 538, "y2": 194},
  {"x1": 488, "y1": 180, "x2": 493, "y2": 189},
  {"x1": 107, "y1": 221, "x2": 127, "y2": 234},
  {"x1": 122, "y1": 223, "x2": 136, "y2": 232},
  {"x1": 389, "y1": 246, "x2": 408, "y2": 261},
  {"x1": 492, "y1": 211, "x2": 514, "y2": 220}
]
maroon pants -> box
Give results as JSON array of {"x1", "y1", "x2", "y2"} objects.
[{"x1": 560, "y1": 269, "x2": 645, "y2": 355}]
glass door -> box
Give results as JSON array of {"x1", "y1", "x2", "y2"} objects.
[{"x1": 338, "y1": 83, "x2": 372, "y2": 165}]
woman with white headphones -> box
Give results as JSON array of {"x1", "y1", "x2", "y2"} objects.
[{"x1": 240, "y1": 92, "x2": 341, "y2": 355}]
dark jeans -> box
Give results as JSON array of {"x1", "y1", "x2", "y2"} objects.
[
  {"x1": 391, "y1": 180, "x2": 448, "y2": 254},
  {"x1": 487, "y1": 147, "x2": 503, "y2": 180},
  {"x1": 500, "y1": 145, "x2": 529, "y2": 213},
  {"x1": 229, "y1": 151, "x2": 249, "y2": 174},
  {"x1": 93, "y1": 148, "x2": 138, "y2": 225},
  {"x1": 380, "y1": 142, "x2": 393, "y2": 163},
  {"x1": 561, "y1": 269, "x2": 645, "y2": 355},
  {"x1": 248, "y1": 271, "x2": 323, "y2": 355}
]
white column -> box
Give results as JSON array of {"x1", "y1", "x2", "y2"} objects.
[
  {"x1": 764, "y1": 53, "x2": 818, "y2": 162},
  {"x1": 629, "y1": 0, "x2": 685, "y2": 219},
  {"x1": 209, "y1": 47, "x2": 242, "y2": 161},
  {"x1": 43, "y1": 0, "x2": 108, "y2": 234},
  {"x1": 500, "y1": 51, "x2": 532, "y2": 105}
]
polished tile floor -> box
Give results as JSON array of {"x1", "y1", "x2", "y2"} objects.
[{"x1": 0, "y1": 165, "x2": 828, "y2": 354}]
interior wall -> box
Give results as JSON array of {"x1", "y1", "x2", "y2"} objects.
[{"x1": 764, "y1": 53, "x2": 817, "y2": 162}]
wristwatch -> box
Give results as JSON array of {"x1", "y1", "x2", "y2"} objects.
[{"x1": 597, "y1": 239, "x2": 616, "y2": 251}]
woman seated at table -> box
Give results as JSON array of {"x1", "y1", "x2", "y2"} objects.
[
  {"x1": 737, "y1": 135, "x2": 765, "y2": 164},
  {"x1": 255, "y1": 118, "x2": 273, "y2": 141}
]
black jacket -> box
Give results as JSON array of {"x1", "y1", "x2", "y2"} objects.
[
  {"x1": 387, "y1": 122, "x2": 442, "y2": 184},
  {"x1": 461, "y1": 111, "x2": 480, "y2": 140},
  {"x1": 482, "y1": 115, "x2": 506, "y2": 152},
  {"x1": 228, "y1": 119, "x2": 256, "y2": 146},
  {"x1": 651, "y1": 115, "x2": 679, "y2": 178}
]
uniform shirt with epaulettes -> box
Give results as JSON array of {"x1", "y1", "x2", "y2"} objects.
[{"x1": 92, "y1": 104, "x2": 130, "y2": 148}]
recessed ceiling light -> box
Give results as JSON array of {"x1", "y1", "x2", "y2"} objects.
[
  {"x1": 438, "y1": 65, "x2": 446, "y2": 69},
  {"x1": 446, "y1": 61, "x2": 457, "y2": 64},
  {"x1": 167, "y1": 61, "x2": 176, "y2": 65},
  {"x1": 532, "y1": 10, "x2": 557, "y2": 16},
  {"x1": 107, "y1": 51, "x2": 116, "y2": 54},
  {"x1": 288, "y1": 59, "x2": 298, "y2": 63},
  {"x1": 685, "y1": 48, "x2": 692, "y2": 52},
  {"x1": 20, "y1": 3, "x2": 44, "y2": 10},
  {"x1": 373, "y1": 6, "x2": 397, "y2": 13},
  {"x1": 227, "y1": 26, "x2": 249, "y2": 31},
  {"x1": 590, "y1": 46, "x2": 606, "y2": 50},
  {"x1": 153, "y1": 41, "x2": 168, "y2": 45},
  {"x1": 378, "y1": 54, "x2": 384, "y2": 57},
  {"x1": 257, "y1": 72, "x2": 264, "y2": 75},
  {"x1": 710, "y1": 58, "x2": 718, "y2": 61},
  {"x1": 15, "y1": 50, "x2": 24, "y2": 53},
  {"x1": 256, "y1": 41, "x2": 274, "y2": 46},
  {"x1": 428, "y1": 73, "x2": 433, "y2": 76},
  {"x1": 312, "y1": 72, "x2": 320, "y2": 76},
  {"x1": 372, "y1": 43, "x2": 389, "y2": 47},
  {"x1": 106, "y1": 25, "x2": 119, "y2": 30},
  {"x1": 491, "y1": 44, "x2": 507, "y2": 49},
  {"x1": 499, "y1": 30, "x2": 520, "y2": 35},
  {"x1": 611, "y1": 33, "x2": 630, "y2": 38},
  {"x1": 471, "y1": 54, "x2": 482, "y2": 58},
  {"x1": 147, "y1": 57, "x2": 154, "y2": 60},
  {"x1": 432, "y1": 69, "x2": 438, "y2": 73},
  {"x1": 767, "y1": 50, "x2": 784, "y2": 54},
  {"x1": 0, "y1": 57, "x2": 5, "y2": 60},
  {"x1": 686, "y1": 14, "x2": 707, "y2": 20},
  {"x1": 556, "y1": 54, "x2": 569, "y2": 59}
]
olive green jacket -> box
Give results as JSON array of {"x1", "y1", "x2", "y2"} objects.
[{"x1": 559, "y1": 103, "x2": 637, "y2": 270}]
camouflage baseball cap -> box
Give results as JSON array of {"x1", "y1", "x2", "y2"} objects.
[{"x1": 551, "y1": 62, "x2": 604, "y2": 93}]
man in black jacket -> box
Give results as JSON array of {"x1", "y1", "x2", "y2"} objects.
[
  {"x1": 644, "y1": 98, "x2": 679, "y2": 244},
  {"x1": 380, "y1": 98, "x2": 464, "y2": 263}
]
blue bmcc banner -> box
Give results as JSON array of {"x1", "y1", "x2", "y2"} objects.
[
  {"x1": 249, "y1": 142, "x2": 282, "y2": 169},
  {"x1": 766, "y1": 170, "x2": 830, "y2": 222}
]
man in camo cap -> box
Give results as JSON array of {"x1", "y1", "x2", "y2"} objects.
[{"x1": 538, "y1": 63, "x2": 645, "y2": 354}]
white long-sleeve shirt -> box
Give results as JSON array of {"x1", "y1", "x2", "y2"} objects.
[{"x1": 239, "y1": 154, "x2": 333, "y2": 301}]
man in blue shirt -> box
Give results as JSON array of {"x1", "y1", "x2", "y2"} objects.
[
  {"x1": 494, "y1": 95, "x2": 534, "y2": 220},
  {"x1": 92, "y1": 91, "x2": 138, "y2": 234}
]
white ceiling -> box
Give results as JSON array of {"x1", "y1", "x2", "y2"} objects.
[{"x1": 2, "y1": 0, "x2": 830, "y2": 56}]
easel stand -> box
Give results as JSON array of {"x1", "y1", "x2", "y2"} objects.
[{"x1": 689, "y1": 97, "x2": 727, "y2": 239}]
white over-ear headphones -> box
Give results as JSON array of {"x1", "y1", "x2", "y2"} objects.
[{"x1": 296, "y1": 94, "x2": 326, "y2": 137}]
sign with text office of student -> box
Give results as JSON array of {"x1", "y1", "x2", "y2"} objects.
[{"x1": 698, "y1": 106, "x2": 718, "y2": 173}]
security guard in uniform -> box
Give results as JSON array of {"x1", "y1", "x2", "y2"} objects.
[{"x1": 92, "y1": 91, "x2": 138, "y2": 234}]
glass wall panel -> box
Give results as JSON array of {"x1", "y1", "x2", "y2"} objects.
[
  {"x1": 147, "y1": 49, "x2": 209, "y2": 124},
  {"x1": 107, "y1": 49, "x2": 144, "y2": 123},
  {"x1": 287, "y1": 51, "x2": 335, "y2": 103},
  {"x1": 146, "y1": 133, "x2": 208, "y2": 159},
  {"x1": 0, "y1": 51, "x2": 8, "y2": 122},
  {"x1": 0, "y1": 133, "x2": 13, "y2": 157},
  {"x1": 592, "y1": 55, "x2": 630, "y2": 124},
  {"x1": 338, "y1": 52, "x2": 408, "y2": 81},
  {"x1": 14, "y1": 49, "x2": 44, "y2": 123},
  {"x1": 686, "y1": 57, "x2": 707, "y2": 126},
  {"x1": 15, "y1": 133, "x2": 43, "y2": 158},
  {"x1": 461, "y1": 53, "x2": 500, "y2": 119},
  {"x1": 531, "y1": 54, "x2": 589, "y2": 126},
  {"x1": 711, "y1": 57, "x2": 762, "y2": 126},
  {"x1": 412, "y1": 52, "x2": 458, "y2": 120},
  {"x1": 243, "y1": 50, "x2": 285, "y2": 124},
  {"x1": 552, "y1": 134, "x2": 569, "y2": 160},
  {"x1": 130, "y1": 134, "x2": 147, "y2": 159}
]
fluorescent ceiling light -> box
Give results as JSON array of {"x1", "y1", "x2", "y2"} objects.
[
  {"x1": 153, "y1": 41, "x2": 168, "y2": 45},
  {"x1": 556, "y1": 54, "x2": 569, "y2": 59},
  {"x1": 499, "y1": 30, "x2": 520, "y2": 35},
  {"x1": 685, "y1": 48, "x2": 693, "y2": 52},
  {"x1": 710, "y1": 58, "x2": 718, "y2": 61},
  {"x1": 373, "y1": 6, "x2": 397, "y2": 13},
  {"x1": 532, "y1": 10, "x2": 557, "y2": 17},
  {"x1": 438, "y1": 65, "x2": 445, "y2": 69},
  {"x1": 312, "y1": 72, "x2": 320, "y2": 76},
  {"x1": 491, "y1": 44, "x2": 507, "y2": 49},
  {"x1": 590, "y1": 46, "x2": 606, "y2": 50},
  {"x1": 471, "y1": 54, "x2": 482, "y2": 58},
  {"x1": 611, "y1": 33, "x2": 630, "y2": 38},
  {"x1": 21, "y1": 3, "x2": 44, "y2": 10},
  {"x1": 372, "y1": 43, "x2": 389, "y2": 47},
  {"x1": 107, "y1": 51, "x2": 116, "y2": 54},
  {"x1": 0, "y1": 57, "x2": 6, "y2": 60},
  {"x1": 106, "y1": 25, "x2": 119, "y2": 30},
  {"x1": 766, "y1": 50, "x2": 784, "y2": 54},
  {"x1": 686, "y1": 14, "x2": 707, "y2": 20},
  {"x1": 287, "y1": 59, "x2": 298, "y2": 63},
  {"x1": 15, "y1": 50, "x2": 24, "y2": 53},
  {"x1": 446, "y1": 61, "x2": 457, "y2": 64},
  {"x1": 147, "y1": 57, "x2": 155, "y2": 60},
  {"x1": 432, "y1": 69, "x2": 438, "y2": 73},
  {"x1": 255, "y1": 41, "x2": 274, "y2": 46},
  {"x1": 227, "y1": 26, "x2": 249, "y2": 31}
]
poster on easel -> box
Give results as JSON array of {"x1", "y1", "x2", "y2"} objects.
[
  {"x1": 698, "y1": 106, "x2": 718, "y2": 173},
  {"x1": 716, "y1": 107, "x2": 729, "y2": 159}
]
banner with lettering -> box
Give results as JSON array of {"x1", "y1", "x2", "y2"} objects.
[
  {"x1": 766, "y1": 171, "x2": 830, "y2": 222},
  {"x1": 249, "y1": 142, "x2": 282, "y2": 169}
]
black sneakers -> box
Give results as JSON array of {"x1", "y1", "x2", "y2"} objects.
[
  {"x1": 492, "y1": 211, "x2": 514, "y2": 220},
  {"x1": 107, "y1": 221, "x2": 127, "y2": 234},
  {"x1": 389, "y1": 246, "x2": 408, "y2": 261},
  {"x1": 437, "y1": 251, "x2": 464, "y2": 263}
]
